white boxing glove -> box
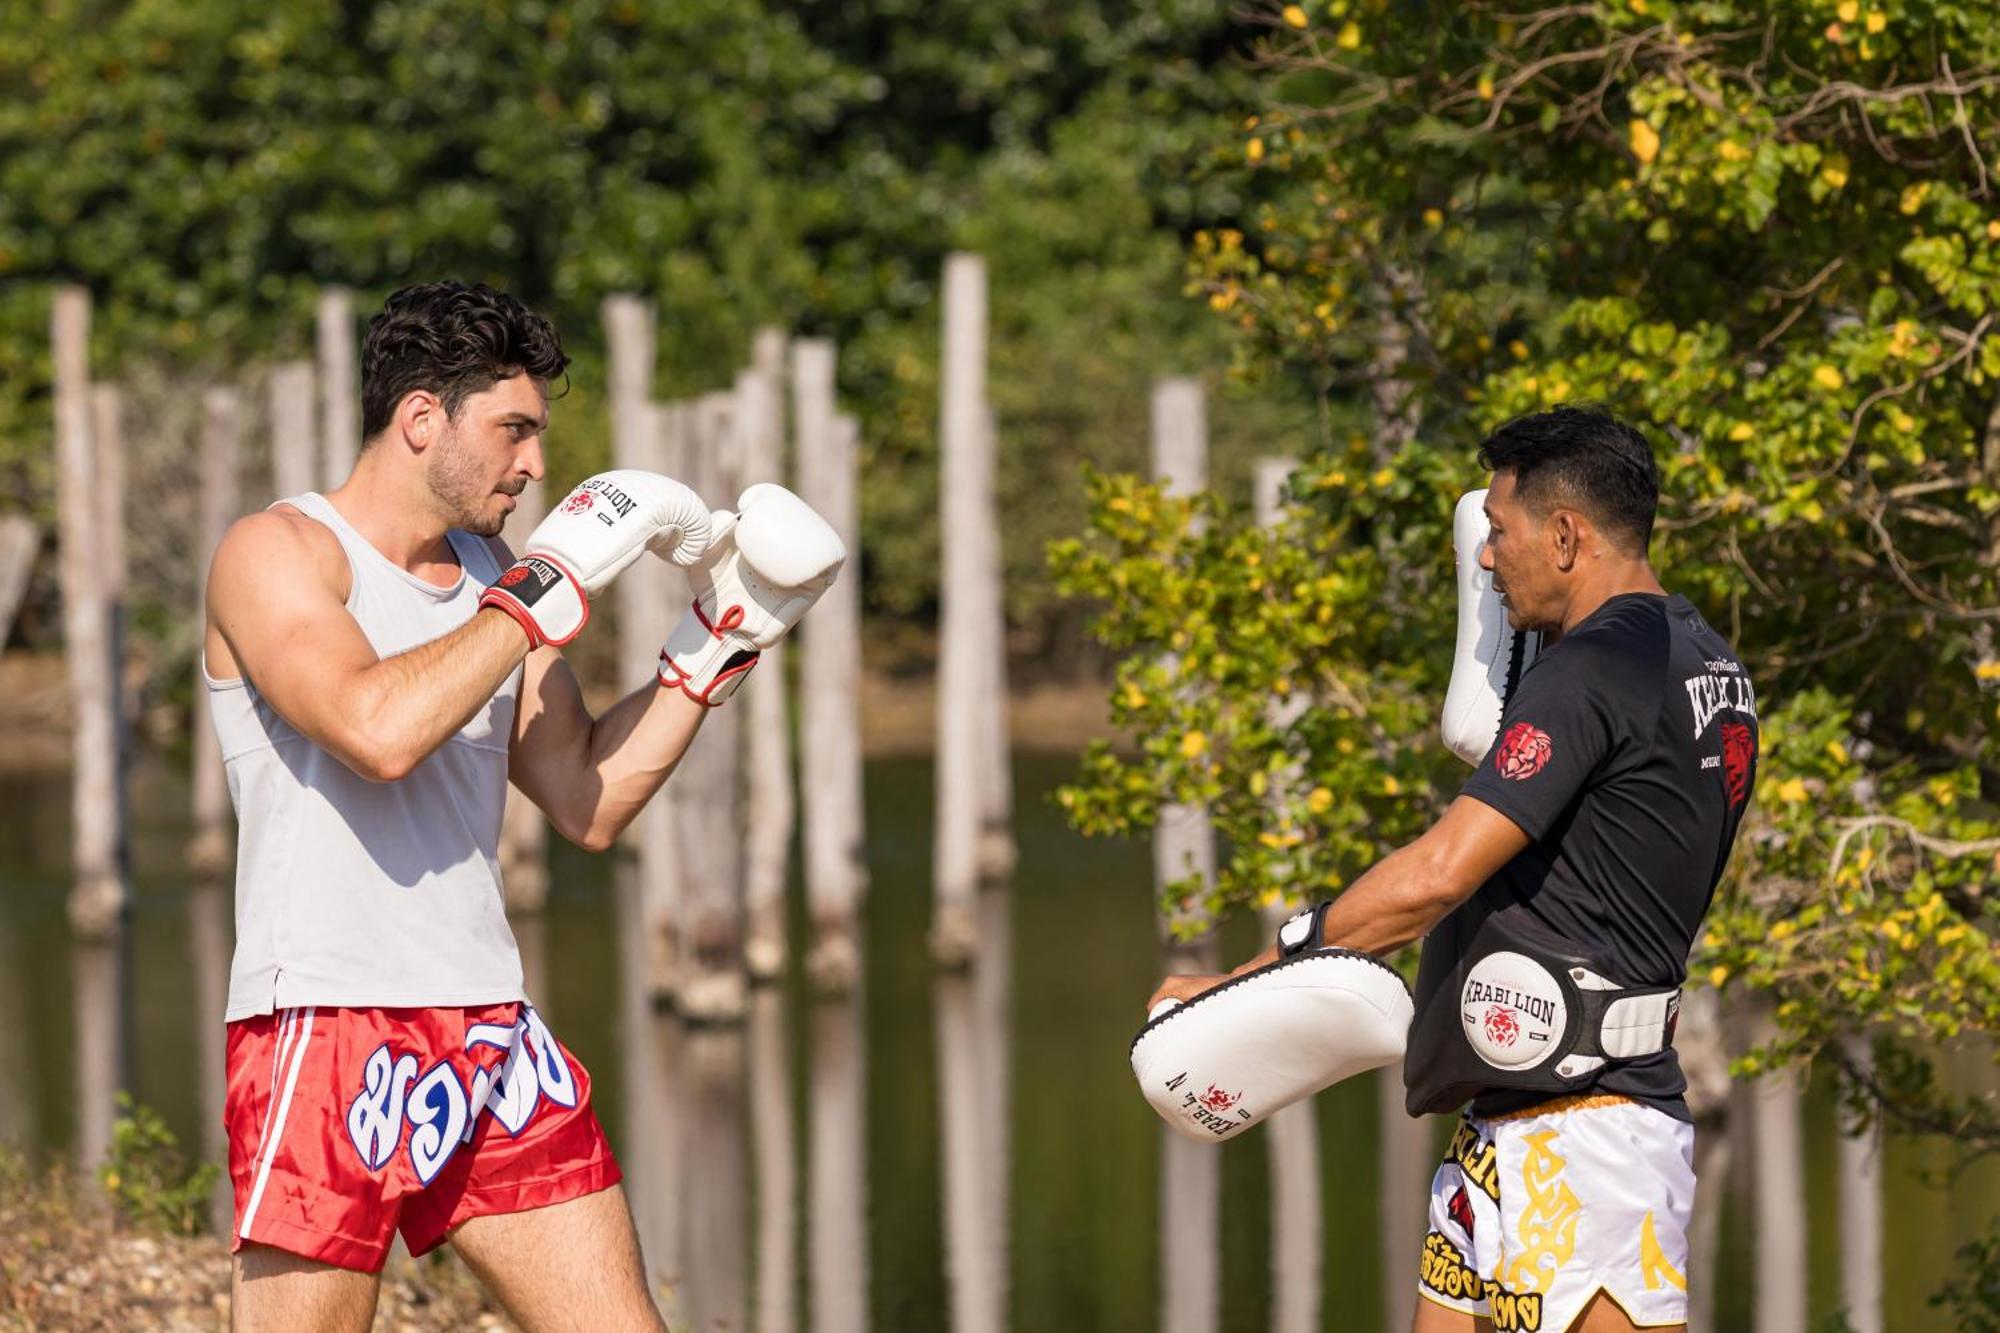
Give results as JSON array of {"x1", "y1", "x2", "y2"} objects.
[
  {"x1": 658, "y1": 484, "x2": 846, "y2": 705},
  {"x1": 481, "y1": 470, "x2": 713, "y2": 649}
]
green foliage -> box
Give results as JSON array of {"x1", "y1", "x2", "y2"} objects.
[
  {"x1": 99, "y1": 1094, "x2": 219, "y2": 1238},
  {"x1": 1060, "y1": 0, "x2": 2000, "y2": 1146},
  {"x1": 0, "y1": 0, "x2": 1299, "y2": 653},
  {"x1": 1932, "y1": 1220, "x2": 2000, "y2": 1332}
]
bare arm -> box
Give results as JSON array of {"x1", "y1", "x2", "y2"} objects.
[
  {"x1": 507, "y1": 646, "x2": 707, "y2": 852},
  {"x1": 1146, "y1": 796, "x2": 1531, "y2": 1010},
  {"x1": 205, "y1": 510, "x2": 531, "y2": 782}
]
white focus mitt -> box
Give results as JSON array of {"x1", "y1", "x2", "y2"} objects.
[
  {"x1": 1439, "y1": 488, "x2": 1543, "y2": 766},
  {"x1": 1130, "y1": 950, "x2": 1413, "y2": 1144}
]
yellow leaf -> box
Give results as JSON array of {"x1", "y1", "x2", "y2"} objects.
[
  {"x1": 1728, "y1": 422, "x2": 1755, "y2": 442},
  {"x1": 1708, "y1": 965, "x2": 1730, "y2": 988},
  {"x1": 1864, "y1": 9, "x2": 1885, "y2": 32},
  {"x1": 1180, "y1": 730, "x2": 1208, "y2": 759},
  {"x1": 1509, "y1": 339, "x2": 1530, "y2": 360},
  {"x1": 1246, "y1": 138, "x2": 1266, "y2": 164},
  {"x1": 1900, "y1": 182, "x2": 1930, "y2": 215},
  {"x1": 1836, "y1": 0, "x2": 1857, "y2": 21},
  {"x1": 1257, "y1": 886, "x2": 1285, "y2": 910},
  {"x1": 1813, "y1": 364, "x2": 1845, "y2": 390},
  {"x1": 1477, "y1": 73, "x2": 1494, "y2": 101},
  {"x1": 1336, "y1": 21, "x2": 1361, "y2": 49},
  {"x1": 1821, "y1": 162, "x2": 1849, "y2": 190},
  {"x1": 1307, "y1": 786, "x2": 1333, "y2": 814},
  {"x1": 1826, "y1": 740, "x2": 1849, "y2": 765},
  {"x1": 1249, "y1": 770, "x2": 1269, "y2": 797},
  {"x1": 1282, "y1": 3, "x2": 1309, "y2": 27},
  {"x1": 1976, "y1": 660, "x2": 2000, "y2": 681},
  {"x1": 1370, "y1": 467, "x2": 1394, "y2": 488},
  {"x1": 1777, "y1": 777, "x2": 1809, "y2": 803},
  {"x1": 1629, "y1": 119, "x2": 1661, "y2": 166},
  {"x1": 1988, "y1": 220, "x2": 2000, "y2": 241},
  {"x1": 1120, "y1": 682, "x2": 1146, "y2": 709},
  {"x1": 1382, "y1": 775, "x2": 1402, "y2": 796},
  {"x1": 1422, "y1": 207, "x2": 1444, "y2": 228}
]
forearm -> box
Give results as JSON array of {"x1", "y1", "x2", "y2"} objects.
[
  {"x1": 342, "y1": 609, "x2": 530, "y2": 779},
  {"x1": 548, "y1": 679, "x2": 708, "y2": 850},
  {"x1": 1227, "y1": 843, "x2": 1454, "y2": 980}
]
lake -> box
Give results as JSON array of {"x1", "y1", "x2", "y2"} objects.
[{"x1": 0, "y1": 752, "x2": 1993, "y2": 1332}]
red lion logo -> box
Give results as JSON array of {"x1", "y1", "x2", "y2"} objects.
[
  {"x1": 498, "y1": 566, "x2": 530, "y2": 588},
  {"x1": 562, "y1": 490, "x2": 593, "y2": 515},
  {"x1": 1495, "y1": 722, "x2": 1553, "y2": 781},
  {"x1": 1483, "y1": 1004, "x2": 1520, "y2": 1048},
  {"x1": 1200, "y1": 1084, "x2": 1240, "y2": 1113},
  {"x1": 1720, "y1": 721, "x2": 1756, "y2": 809}
]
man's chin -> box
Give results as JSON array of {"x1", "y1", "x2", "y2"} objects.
[{"x1": 463, "y1": 510, "x2": 507, "y2": 538}]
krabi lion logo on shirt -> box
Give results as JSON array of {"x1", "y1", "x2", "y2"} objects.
[
  {"x1": 1483, "y1": 1003, "x2": 1521, "y2": 1048},
  {"x1": 1495, "y1": 721, "x2": 1553, "y2": 780}
]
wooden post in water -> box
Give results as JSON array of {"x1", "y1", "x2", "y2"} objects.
[
  {"x1": 603, "y1": 296, "x2": 684, "y2": 998},
  {"x1": 676, "y1": 392, "x2": 746, "y2": 1022},
  {"x1": 317, "y1": 287, "x2": 360, "y2": 486},
  {"x1": 268, "y1": 361, "x2": 318, "y2": 502},
  {"x1": 1148, "y1": 375, "x2": 1220, "y2": 1333},
  {"x1": 738, "y1": 330, "x2": 795, "y2": 982},
  {"x1": 1837, "y1": 1034, "x2": 1882, "y2": 1333},
  {"x1": 190, "y1": 385, "x2": 242, "y2": 1232},
  {"x1": 1750, "y1": 1007, "x2": 1808, "y2": 1333},
  {"x1": 53, "y1": 287, "x2": 127, "y2": 938},
  {"x1": 0, "y1": 515, "x2": 37, "y2": 646},
  {"x1": 680, "y1": 1029, "x2": 750, "y2": 1333},
  {"x1": 90, "y1": 384, "x2": 130, "y2": 791},
  {"x1": 934, "y1": 252, "x2": 1006, "y2": 964},
  {"x1": 1250, "y1": 457, "x2": 1321, "y2": 1333},
  {"x1": 974, "y1": 406, "x2": 1014, "y2": 883},
  {"x1": 1150, "y1": 378, "x2": 1215, "y2": 955},
  {"x1": 1679, "y1": 987, "x2": 1732, "y2": 1333},
  {"x1": 794, "y1": 339, "x2": 867, "y2": 993}
]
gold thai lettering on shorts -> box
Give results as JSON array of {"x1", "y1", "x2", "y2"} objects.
[
  {"x1": 1501, "y1": 1128, "x2": 1583, "y2": 1296},
  {"x1": 1419, "y1": 1233, "x2": 1546, "y2": 1332},
  {"x1": 1447, "y1": 1116, "x2": 1501, "y2": 1203}
]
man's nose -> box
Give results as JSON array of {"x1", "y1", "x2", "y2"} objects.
[
  {"x1": 1479, "y1": 541, "x2": 1495, "y2": 571},
  {"x1": 518, "y1": 437, "x2": 546, "y2": 483}
]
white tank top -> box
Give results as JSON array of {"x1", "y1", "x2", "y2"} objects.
[{"x1": 208, "y1": 492, "x2": 526, "y2": 1020}]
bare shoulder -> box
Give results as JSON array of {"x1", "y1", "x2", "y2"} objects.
[{"x1": 209, "y1": 505, "x2": 349, "y2": 606}]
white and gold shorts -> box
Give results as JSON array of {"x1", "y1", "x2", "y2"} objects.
[{"x1": 1417, "y1": 1093, "x2": 1694, "y2": 1333}]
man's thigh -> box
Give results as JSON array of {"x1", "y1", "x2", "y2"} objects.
[
  {"x1": 231, "y1": 1242, "x2": 380, "y2": 1333},
  {"x1": 1414, "y1": 1297, "x2": 1495, "y2": 1332},
  {"x1": 447, "y1": 1182, "x2": 665, "y2": 1333}
]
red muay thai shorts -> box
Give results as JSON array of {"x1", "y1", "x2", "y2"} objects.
[{"x1": 224, "y1": 1002, "x2": 620, "y2": 1271}]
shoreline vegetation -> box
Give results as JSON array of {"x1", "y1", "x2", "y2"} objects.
[
  {"x1": 0, "y1": 1151, "x2": 517, "y2": 1332},
  {"x1": 0, "y1": 648, "x2": 1122, "y2": 779}
]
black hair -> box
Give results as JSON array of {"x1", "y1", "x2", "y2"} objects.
[
  {"x1": 1475, "y1": 405, "x2": 1660, "y2": 551},
  {"x1": 360, "y1": 281, "x2": 569, "y2": 441}
]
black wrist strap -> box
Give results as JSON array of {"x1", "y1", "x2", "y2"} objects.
[{"x1": 1276, "y1": 899, "x2": 1335, "y2": 958}]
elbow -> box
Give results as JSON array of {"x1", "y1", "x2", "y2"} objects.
[
  {"x1": 338, "y1": 728, "x2": 419, "y2": 784},
  {"x1": 570, "y1": 823, "x2": 618, "y2": 855}
]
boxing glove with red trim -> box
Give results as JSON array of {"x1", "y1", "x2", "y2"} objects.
[
  {"x1": 481, "y1": 470, "x2": 712, "y2": 649},
  {"x1": 658, "y1": 484, "x2": 846, "y2": 705}
]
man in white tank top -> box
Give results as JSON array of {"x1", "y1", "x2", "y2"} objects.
[{"x1": 204, "y1": 282, "x2": 844, "y2": 1331}]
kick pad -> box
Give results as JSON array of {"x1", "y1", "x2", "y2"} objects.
[{"x1": 1130, "y1": 949, "x2": 1413, "y2": 1143}]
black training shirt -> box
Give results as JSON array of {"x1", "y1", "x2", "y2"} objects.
[{"x1": 1428, "y1": 591, "x2": 1759, "y2": 1121}]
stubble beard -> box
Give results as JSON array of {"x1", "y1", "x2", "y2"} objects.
[{"x1": 427, "y1": 421, "x2": 508, "y2": 538}]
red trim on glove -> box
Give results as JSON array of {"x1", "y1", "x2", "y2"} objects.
[{"x1": 478, "y1": 552, "x2": 590, "y2": 649}]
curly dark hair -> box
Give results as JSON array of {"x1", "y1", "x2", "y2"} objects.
[
  {"x1": 360, "y1": 281, "x2": 570, "y2": 441},
  {"x1": 1476, "y1": 405, "x2": 1660, "y2": 553}
]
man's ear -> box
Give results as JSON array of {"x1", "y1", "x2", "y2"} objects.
[
  {"x1": 396, "y1": 389, "x2": 443, "y2": 453},
  {"x1": 1551, "y1": 510, "x2": 1582, "y2": 571}
]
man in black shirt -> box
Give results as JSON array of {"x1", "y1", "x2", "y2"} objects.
[{"x1": 1148, "y1": 408, "x2": 1757, "y2": 1333}]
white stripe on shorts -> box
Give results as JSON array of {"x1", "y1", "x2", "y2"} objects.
[{"x1": 239, "y1": 1005, "x2": 315, "y2": 1242}]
